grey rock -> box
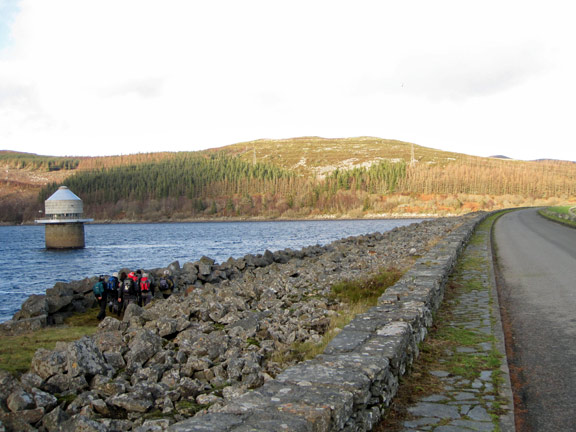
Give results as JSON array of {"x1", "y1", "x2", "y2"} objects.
[
  {"x1": 103, "y1": 351, "x2": 127, "y2": 370},
  {"x1": 0, "y1": 370, "x2": 21, "y2": 407},
  {"x1": 19, "y1": 407, "x2": 45, "y2": 425},
  {"x1": 97, "y1": 316, "x2": 124, "y2": 332},
  {"x1": 60, "y1": 414, "x2": 107, "y2": 432},
  {"x1": 467, "y1": 405, "x2": 492, "y2": 421},
  {"x1": 66, "y1": 337, "x2": 113, "y2": 378},
  {"x1": 168, "y1": 413, "x2": 246, "y2": 432},
  {"x1": 19, "y1": 372, "x2": 44, "y2": 391},
  {"x1": 0, "y1": 315, "x2": 48, "y2": 335},
  {"x1": 107, "y1": 391, "x2": 153, "y2": 413},
  {"x1": 135, "y1": 418, "x2": 173, "y2": 432},
  {"x1": 16, "y1": 294, "x2": 48, "y2": 319},
  {"x1": 122, "y1": 303, "x2": 144, "y2": 323},
  {"x1": 31, "y1": 388, "x2": 58, "y2": 411},
  {"x1": 182, "y1": 262, "x2": 198, "y2": 275},
  {"x1": 92, "y1": 330, "x2": 125, "y2": 354},
  {"x1": 125, "y1": 329, "x2": 163, "y2": 367},
  {"x1": 7, "y1": 388, "x2": 35, "y2": 412},
  {"x1": 0, "y1": 412, "x2": 37, "y2": 431}
]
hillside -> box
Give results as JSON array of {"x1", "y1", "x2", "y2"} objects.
[
  {"x1": 1, "y1": 137, "x2": 575, "y2": 224},
  {"x1": 215, "y1": 137, "x2": 463, "y2": 176}
]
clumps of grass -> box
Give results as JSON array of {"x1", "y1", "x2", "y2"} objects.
[
  {"x1": 55, "y1": 393, "x2": 77, "y2": 409},
  {"x1": 63, "y1": 307, "x2": 102, "y2": 327},
  {"x1": 270, "y1": 267, "x2": 404, "y2": 368},
  {"x1": 330, "y1": 267, "x2": 404, "y2": 306},
  {"x1": 271, "y1": 301, "x2": 373, "y2": 367},
  {"x1": 246, "y1": 337, "x2": 260, "y2": 348},
  {"x1": 175, "y1": 400, "x2": 210, "y2": 416},
  {"x1": 0, "y1": 308, "x2": 100, "y2": 374}
]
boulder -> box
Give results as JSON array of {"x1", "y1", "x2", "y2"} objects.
[
  {"x1": 6, "y1": 388, "x2": 35, "y2": 412},
  {"x1": 92, "y1": 330, "x2": 126, "y2": 354},
  {"x1": 60, "y1": 414, "x2": 107, "y2": 432},
  {"x1": 197, "y1": 262, "x2": 212, "y2": 278},
  {"x1": 125, "y1": 329, "x2": 164, "y2": 367},
  {"x1": 19, "y1": 407, "x2": 45, "y2": 425},
  {"x1": 46, "y1": 293, "x2": 74, "y2": 314},
  {"x1": 0, "y1": 315, "x2": 48, "y2": 335},
  {"x1": 32, "y1": 388, "x2": 58, "y2": 411},
  {"x1": 107, "y1": 391, "x2": 154, "y2": 413},
  {"x1": 15, "y1": 294, "x2": 48, "y2": 319},
  {"x1": 42, "y1": 405, "x2": 70, "y2": 431},
  {"x1": 66, "y1": 337, "x2": 114, "y2": 379},
  {"x1": 122, "y1": 303, "x2": 144, "y2": 323},
  {"x1": 0, "y1": 411, "x2": 38, "y2": 431},
  {"x1": 182, "y1": 262, "x2": 198, "y2": 275},
  {"x1": 103, "y1": 352, "x2": 126, "y2": 370},
  {"x1": 74, "y1": 277, "x2": 98, "y2": 295},
  {"x1": 19, "y1": 372, "x2": 44, "y2": 392},
  {"x1": 0, "y1": 370, "x2": 21, "y2": 409},
  {"x1": 31, "y1": 348, "x2": 67, "y2": 380},
  {"x1": 46, "y1": 282, "x2": 74, "y2": 297}
]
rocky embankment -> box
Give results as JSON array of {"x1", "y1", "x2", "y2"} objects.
[{"x1": 0, "y1": 215, "x2": 477, "y2": 431}]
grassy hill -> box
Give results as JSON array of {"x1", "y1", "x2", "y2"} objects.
[
  {"x1": 215, "y1": 137, "x2": 463, "y2": 175},
  {"x1": 1, "y1": 137, "x2": 575, "y2": 224}
]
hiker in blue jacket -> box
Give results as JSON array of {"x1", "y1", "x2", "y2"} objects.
[
  {"x1": 106, "y1": 272, "x2": 121, "y2": 316},
  {"x1": 92, "y1": 275, "x2": 107, "y2": 320}
]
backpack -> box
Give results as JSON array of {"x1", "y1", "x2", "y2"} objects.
[
  {"x1": 106, "y1": 276, "x2": 119, "y2": 291},
  {"x1": 92, "y1": 281, "x2": 105, "y2": 297},
  {"x1": 159, "y1": 278, "x2": 169, "y2": 291},
  {"x1": 140, "y1": 278, "x2": 151, "y2": 292},
  {"x1": 123, "y1": 278, "x2": 134, "y2": 295}
]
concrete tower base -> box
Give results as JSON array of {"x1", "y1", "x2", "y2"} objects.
[{"x1": 45, "y1": 223, "x2": 86, "y2": 249}]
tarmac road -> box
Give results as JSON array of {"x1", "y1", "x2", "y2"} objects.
[{"x1": 494, "y1": 208, "x2": 576, "y2": 431}]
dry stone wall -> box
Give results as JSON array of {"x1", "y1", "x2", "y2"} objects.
[
  {"x1": 0, "y1": 213, "x2": 487, "y2": 432},
  {"x1": 168, "y1": 213, "x2": 487, "y2": 432}
]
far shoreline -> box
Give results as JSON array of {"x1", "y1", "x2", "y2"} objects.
[{"x1": 3, "y1": 212, "x2": 450, "y2": 227}]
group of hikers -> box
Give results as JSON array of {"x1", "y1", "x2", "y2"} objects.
[{"x1": 92, "y1": 269, "x2": 175, "y2": 320}]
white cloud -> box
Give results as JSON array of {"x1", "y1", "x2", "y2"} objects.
[{"x1": 0, "y1": 0, "x2": 575, "y2": 160}]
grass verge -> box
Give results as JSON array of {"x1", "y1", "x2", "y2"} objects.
[
  {"x1": 0, "y1": 308, "x2": 100, "y2": 374},
  {"x1": 539, "y1": 206, "x2": 576, "y2": 228}
]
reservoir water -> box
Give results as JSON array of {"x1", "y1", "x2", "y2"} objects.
[{"x1": 0, "y1": 219, "x2": 421, "y2": 323}]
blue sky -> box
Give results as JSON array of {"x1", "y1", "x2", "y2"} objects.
[
  {"x1": 0, "y1": 0, "x2": 19, "y2": 51},
  {"x1": 0, "y1": 1, "x2": 575, "y2": 161}
]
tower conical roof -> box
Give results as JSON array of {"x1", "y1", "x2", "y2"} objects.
[{"x1": 46, "y1": 186, "x2": 82, "y2": 201}]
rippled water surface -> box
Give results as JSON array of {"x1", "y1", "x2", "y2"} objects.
[{"x1": 0, "y1": 219, "x2": 422, "y2": 322}]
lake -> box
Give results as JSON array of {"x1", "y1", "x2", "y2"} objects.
[{"x1": 0, "y1": 219, "x2": 422, "y2": 323}]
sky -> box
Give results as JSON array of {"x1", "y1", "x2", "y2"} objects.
[{"x1": 0, "y1": 1, "x2": 574, "y2": 161}]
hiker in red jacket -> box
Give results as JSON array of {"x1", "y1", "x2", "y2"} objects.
[{"x1": 140, "y1": 272, "x2": 153, "y2": 306}]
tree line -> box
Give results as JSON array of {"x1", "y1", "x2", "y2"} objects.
[
  {"x1": 38, "y1": 152, "x2": 294, "y2": 212},
  {"x1": 0, "y1": 152, "x2": 80, "y2": 171},
  {"x1": 36, "y1": 153, "x2": 409, "y2": 221}
]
